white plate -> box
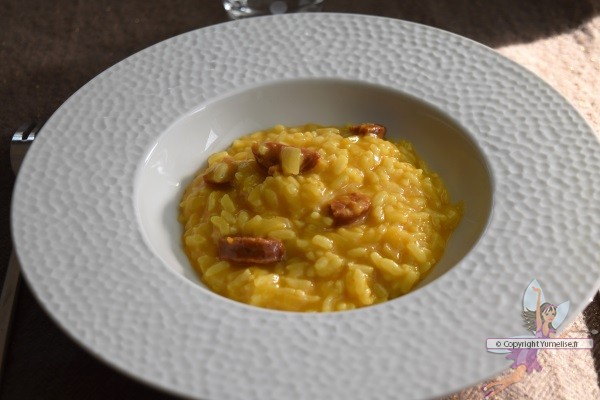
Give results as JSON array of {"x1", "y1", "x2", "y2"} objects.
[{"x1": 12, "y1": 13, "x2": 600, "y2": 399}]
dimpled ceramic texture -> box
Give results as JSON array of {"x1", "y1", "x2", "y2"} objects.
[{"x1": 11, "y1": 13, "x2": 600, "y2": 399}]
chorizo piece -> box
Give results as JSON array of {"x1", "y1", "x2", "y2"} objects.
[
  {"x1": 252, "y1": 141, "x2": 320, "y2": 175},
  {"x1": 218, "y1": 236, "x2": 285, "y2": 264},
  {"x1": 329, "y1": 192, "x2": 372, "y2": 226},
  {"x1": 203, "y1": 157, "x2": 238, "y2": 185},
  {"x1": 251, "y1": 142, "x2": 284, "y2": 171},
  {"x1": 349, "y1": 123, "x2": 387, "y2": 139},
  {"x1": 299, "y1": 147, "x2": 320, "y2": 172}
]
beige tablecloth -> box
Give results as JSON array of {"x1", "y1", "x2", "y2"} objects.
[{"x1": 446, "y1": 15, "x2": 600, "y2": 400}]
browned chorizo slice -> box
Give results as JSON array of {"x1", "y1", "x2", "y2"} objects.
[
  {"x1": 252, "y1": 142, "x2": 285, "y2": 170},
  {"x1": 349, "y1": 123, "x2": 387, "y2": 139},
  {"x1": 218, "y1": 236, "x2": 285, "y2": 264},
  {"x1": 329, "y1": 192, "x2": 372, "y2": 226},
  {"x1": 203, "y1": 157, "x2": 238, "y2": 185},
  {"x1": 252, "y1": 141, "x2": 320, "y2": 175},
  {"x1": 299, "y1": 147, "x2": 320, "y2": 172}
]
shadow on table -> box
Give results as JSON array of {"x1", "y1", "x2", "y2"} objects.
[
  {"x1": 584, "y1": 292, "x2": 600, "y2": 389},
  {"x1": 0, "y1": 282, "x2": 177, "y2": 400},
  {"x1": 325, "y1": 0, "x2": 600, "y2": 47}
]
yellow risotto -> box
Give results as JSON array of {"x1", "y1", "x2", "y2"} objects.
[{"x1": 179, "y1": 123, "x2": 462, "y2": 312}]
